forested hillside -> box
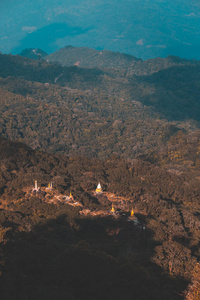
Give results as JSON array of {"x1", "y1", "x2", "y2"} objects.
[
  {"x1": 1, "y1": 52, "x2": 200, "y2": 165},
  {"x1": 0, "y1": 48, "x2": 200, "y2": 299},
  {"x1": 0, "y1": 137, "x2": 199, "y2": 299}
]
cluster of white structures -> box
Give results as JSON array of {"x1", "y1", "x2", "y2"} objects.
[{"x1": 32, "y1": 180, "x2": 144, "y2": 228}]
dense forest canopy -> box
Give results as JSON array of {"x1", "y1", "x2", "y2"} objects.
[{"x1": 0, "y1": 51, "x2": 200, "y2": 163}]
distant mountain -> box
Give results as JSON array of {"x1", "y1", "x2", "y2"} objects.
[
  {"x1": 45, "y1": 46, "x2": 141, "y2": 69},
  {"x1": 18, "y1": 48, "x2": 48, "y2": 60},
  {"x1": 45, "y1": 46, "x2": 198, "y2": 76}
]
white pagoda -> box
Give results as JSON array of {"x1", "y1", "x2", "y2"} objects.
[
  {"x1": 96, "y1": 182, "x2": 102, "y2": 193},
  {"x1": 33, "y1": 180, "x2": 39, "y2": 192}
]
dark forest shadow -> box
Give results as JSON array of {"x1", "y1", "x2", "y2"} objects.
[
  {"x1": 0, "y1": 213, "x2": 187, "y2": 300},
  {"x1": 136, "y1": 64, "x2": 200, "y2": 122}
]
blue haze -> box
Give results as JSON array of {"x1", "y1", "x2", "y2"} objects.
[{"x1": 0, "y1": 0, "x2": 200, "y2": 60}]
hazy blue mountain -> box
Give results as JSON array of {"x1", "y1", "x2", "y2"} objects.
[
  {"x1": 1, "y1": 0, "x2": 200, "y2": 60},
  {"x1": 18, "y1": 48, "x2": 48, "y2": 60},
  {"x1": 45, "y1": 46, "x2": 141, "y2": 69}
]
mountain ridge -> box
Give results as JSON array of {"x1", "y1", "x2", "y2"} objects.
[{"x1": 45, "y1": 45, "x2": 141, "y2": 69}]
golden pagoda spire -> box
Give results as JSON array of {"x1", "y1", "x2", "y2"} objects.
[
  {"x1": 111, "y1": 204, "x2": 115, "y2": 213},
  {"x1": 47, "y1": 182, "x2": 53, "y2": 189},
  {"x1": 131, "y1": 208, "x2": 134, "y2": 216}
]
